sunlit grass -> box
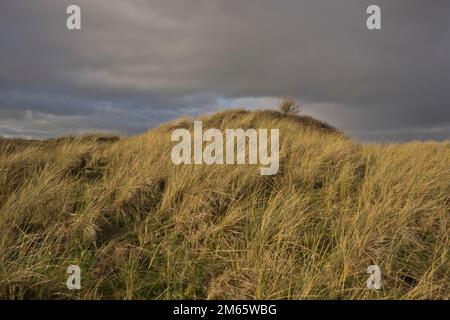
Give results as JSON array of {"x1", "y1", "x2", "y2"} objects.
[{"x1": 0, "y1": 109, "x2": 448, "y2": 299}]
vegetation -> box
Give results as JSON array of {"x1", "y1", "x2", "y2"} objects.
[
  {"x1": 0, "y1": 109, "x2": 448, "y2": 299},
  {"x1": 278, "y1": 96, "x2": 302, "y2": 114}
]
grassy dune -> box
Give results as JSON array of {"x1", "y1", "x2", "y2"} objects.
[{"x1": 0, "y1": 109, "x2": 449, "y2": 299}]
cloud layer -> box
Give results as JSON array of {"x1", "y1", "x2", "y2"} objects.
[{"x1": 1, "y1": 0, "x2": 449, "y2": 140}]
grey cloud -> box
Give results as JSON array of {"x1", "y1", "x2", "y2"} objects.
[{"x1": 0, "y1": 0, "x2": 449, "y2": 140}]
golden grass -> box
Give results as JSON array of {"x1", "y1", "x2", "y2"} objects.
[{"x1": 0, "y1": 109, "x2": 448, "y2": 299}]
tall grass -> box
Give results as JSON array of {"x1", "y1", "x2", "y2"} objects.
[{"x1": 0, "y1": 109, "x2": 448, "y2": 299}]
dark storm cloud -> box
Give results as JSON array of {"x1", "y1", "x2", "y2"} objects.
[{"x1": 0, "y1": 0, "x2": 449, "y2": 139}]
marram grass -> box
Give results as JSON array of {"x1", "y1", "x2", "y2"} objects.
[{"x1": 0, "y1": 109, "x2": 448, "y2": 299}]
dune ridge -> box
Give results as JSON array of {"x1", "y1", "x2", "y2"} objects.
[{"x1": 0, "y1": 109, "x2": 448, "y2": 299}]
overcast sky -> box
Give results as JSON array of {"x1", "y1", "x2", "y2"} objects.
[{"x1": 1, "y1": 0, "x2": 449, "y2": 141}]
